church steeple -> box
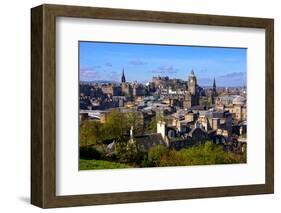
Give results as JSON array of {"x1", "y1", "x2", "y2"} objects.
[
  {"x1": 121, "y1": 68, "x2": 126, "y2": 83},
  {"x1": 213, "y1": 78, "x2": 216, "y2": 93},
  {"x1": 211, "y1": 78, "x2": 217, "y2": 105},
  {"x1": 190, "y1": 69, "x2": 195, "y2": 76}
]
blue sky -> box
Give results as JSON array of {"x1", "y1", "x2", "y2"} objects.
[{"x1": 79, "y1": 41, "x2": 247, "y2": 87}]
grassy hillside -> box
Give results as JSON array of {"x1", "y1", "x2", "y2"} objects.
[{"x1": 79, "y1": 159, "x2": 131, "y2": 170}]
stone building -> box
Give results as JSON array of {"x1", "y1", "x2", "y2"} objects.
[
  {"x1": 121, "y1": 83, "x2": 133, "y2": 96},
  {"x1": 197, "y1": 110, "x2": 233, "y2": 140},
  {"x1": 183, "y1": 70, "x2": 200, "y2": 109},
  {"x1": 101, "y1": 84, "x2": 122, "y2": 96},
  {"x1": 215, "y1": 95, "x2": 247, "y2": 122},
  {"x1": 120, "y1": 69, "x2": 143, "y2": 97},
  {"x1": 119, "y1": 69, "x2": 132, "y2": 96},
  {"x1": 132, "y1": 83, "x2": 144, "y2": 97},
  {"x1": 156, "y1": 120, "x2": 210, "y2": 150},
  {"x1": 152, "y1": 76, "x2": 169, "y2": 88}
]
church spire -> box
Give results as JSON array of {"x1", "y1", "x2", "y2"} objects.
[
  {"x1": 212, "y1": 78, "x2": 217, "y2": 95},
  {"x1": 121, "y1": 67, "x2": 126, "y2": 83},
  {"x1": 210, "y1": 78, "x2": 217, "y2": 105},
  {"x1": 190, "y1": 69, "x2": 195, "y2": 76},
  {"x1": 213, "y1": 78, "x2": 216, "y2": 89}
]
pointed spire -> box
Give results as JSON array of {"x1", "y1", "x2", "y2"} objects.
[
  {"x1": 213, "y1": 78, "x2": 216, "y2": 88},
  {"x1": 212, "y1": 78, "x2": 217, "y2": 95},
  {"x1": 121, "y1": 67, "x2": 126, "y2": 83},
  {"x1": 191, "y1": 69, "x2": 195, "y2": 75}
]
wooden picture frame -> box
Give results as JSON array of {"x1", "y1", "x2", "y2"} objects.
[{"x1": 31, "y1": 4, "x2": 274, "y2": 208}]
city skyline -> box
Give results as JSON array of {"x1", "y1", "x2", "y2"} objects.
[{"x1": 79, "y1": 41, "x2": 247, "y2": 87}]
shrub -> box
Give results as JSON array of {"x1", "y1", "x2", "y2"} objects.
[
  {"x1": 94, "y1": 145, "x2": 107, "y2": 159},
  {"x1": 140, "y1": 154, "x2": 150, "y2": 167},
  {"x1": 79, "y1": 146, "x2": 102, "y2": 160},
  {"x1": 148, "y1": 142, "x2": 245, "y2": 167},
  {"x1": 148, "y1": 145, "x2": 169, "y2": 166},
  {"x1": 159, "y1": 150, "x2": 186, "y2": 167},
  {"x1": 116, "y1": 142, "x2": 141, "y2": 163}
]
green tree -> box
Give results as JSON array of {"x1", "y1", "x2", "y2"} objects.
[
  {"x1": 105, "y1": 109, "x2": 126, "y2": 140},
  {"x1": 148, "y1": 145, "x2": 169, "y2": 166},
  {"x1": 79, "y1": 120, "x2": 102, "y2": 146},
  {"x1": 114, "y1": 136, "x2": 140, "y2": 164},
  {"x1": 147, "y1": 142, "x2": 246, "y2": 167},
  {"x1": 125, "y1": 111, "x2": 144, "y2": 135},
  {"x1": 146, "y1": 117, "x2": 157, "y2": 134},
  {"x1": 159, "y1": 150, "x2": 186, "y2": 166}
]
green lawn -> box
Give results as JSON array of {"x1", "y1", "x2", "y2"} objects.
[{"x1": 79, "y1": 159, "x2": 131, "y2": 170}]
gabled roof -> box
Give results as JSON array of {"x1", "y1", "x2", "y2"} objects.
[
  {"x1": 188, "y1": 127, "x2": 207, "y2": 136},
  {"x1": 134, "y1": 133, "x2": 166, "y2": 150}
]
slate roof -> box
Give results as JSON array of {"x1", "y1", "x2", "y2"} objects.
[
  {"x1": 134, "y1": 133, "x2": 166, "y2": 151},
  {"x1": 189, "y1": 127, "x2": 207, "y2": 135}
]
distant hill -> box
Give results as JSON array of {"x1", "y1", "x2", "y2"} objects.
[
  {"x1": 198, "y1": 72, "x2": 246, "y2": 87},
  {"x1": 80, "y1": 80, "x2": 119, "y2": 84},
  {"x1": 80, "y1": 72, "x2": 246, "y2": 87}
]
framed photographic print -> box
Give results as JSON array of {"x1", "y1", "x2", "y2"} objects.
[{"x1": 31, "y1": 4, "x2": 274, "y2": 208}]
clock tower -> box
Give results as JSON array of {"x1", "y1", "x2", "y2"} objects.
[
  {"x1": 184, "y1": 69, "x2": 200, "y2": 109},
  {"x1": 188, "y1": 69, "x2": 197, "y2": 95}
]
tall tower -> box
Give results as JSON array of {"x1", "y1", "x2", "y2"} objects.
[
  {"x1": 121, "y1": 68, "x2": 126, "y2": 83},
  {"x1": 187, "y1": 69, "x2": 197, "y2": 95},
  {"x1": 211, "y1": 78, "x2": 217, "y2": 105},
  {"x1": 185, "y1": 69, "x2": 199, "y2": 108},
  {"x1": 212, "y1": 78, "x2": 217, "y2": 95}
]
